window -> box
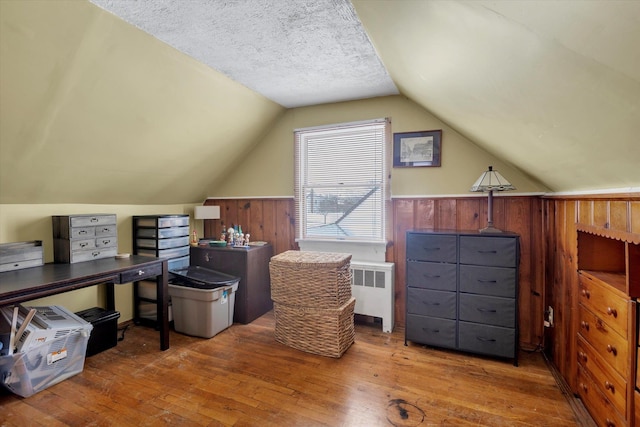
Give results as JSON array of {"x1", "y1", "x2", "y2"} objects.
[{"x1": 294, "y1": 118, "x2": 391, "y2": 242}]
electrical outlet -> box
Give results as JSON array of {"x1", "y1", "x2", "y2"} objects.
[{"x1": 548, "y1": 306, "x2": 554, "y2": 327}]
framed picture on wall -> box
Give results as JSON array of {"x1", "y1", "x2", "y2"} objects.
[{"x1": 393, "y1": 130, "x2": 442, "y2": 167}]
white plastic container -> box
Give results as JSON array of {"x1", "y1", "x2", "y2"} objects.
[{"x1": 169, "y1": 280, "x2": 239, "y2": 338}]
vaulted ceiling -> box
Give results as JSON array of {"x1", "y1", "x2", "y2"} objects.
[
  {"x1": 88, "y1": 0, "x2": 640, "y2": 194},
  {"x1": 1, "y1": 0, "x2": 638, "y2": 205}
]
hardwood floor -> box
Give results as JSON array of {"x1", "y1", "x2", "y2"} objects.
[{"x1": 1, "y1": 312, "x2": 580, "y2": 426}]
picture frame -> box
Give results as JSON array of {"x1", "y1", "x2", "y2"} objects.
[{"x1": 393, "y1": 130, "x2": 442, "y2": 167}]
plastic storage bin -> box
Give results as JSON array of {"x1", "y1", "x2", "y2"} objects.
[
  {"x1": 0, "y1": 307, "x2": 92, "y2": 397},
  {"x1": 169, "y1": 266, "x2": 239, "y2": 338},
  {"x1": 75, "y1": 307, "x2": 120, "y2": 356}
]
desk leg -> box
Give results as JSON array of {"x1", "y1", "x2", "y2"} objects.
[
  {"x1": 158, "y1": 260, "x2": 170, "y2": 350},
  {"x1": 106, "y1": 283, "x2": 115, "y2": 311}
]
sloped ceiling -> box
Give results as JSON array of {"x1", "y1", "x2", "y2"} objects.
[
  {"x1": 88, "y1": 0, "x2": 640, "y2": 193},
  {"x1": 1, "y1": 0, "x2": 638, "y2": 206}
]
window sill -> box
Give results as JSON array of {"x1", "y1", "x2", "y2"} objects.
[{"x1": 295, "y1": 239, "x2": 388, "y2": 263}]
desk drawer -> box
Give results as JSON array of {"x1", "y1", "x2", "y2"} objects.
[
  {"x1": 69, "y1": 248, "x2": 118, "y2": 264},
  {"x1": 121, "y1": 262, "x2": 163, "y2": 283},
  {"x1": 407, "y1": 261, "x2": 457, "y2": 291}
]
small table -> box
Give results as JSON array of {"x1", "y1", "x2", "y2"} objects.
[{"x1": 0, "y1": 255, "x2": 169, "y2": 350}]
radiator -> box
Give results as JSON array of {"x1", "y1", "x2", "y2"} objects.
[{"x1": 350, "y1": 261, "x2": 394, "y2": 332}]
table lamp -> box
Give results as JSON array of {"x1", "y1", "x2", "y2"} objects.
[
  {"x1": 194, "y1": 205, "x2": 220, "y2": 242},
  {"x1": 470, "y1": 166, "x2": 515, "y2": 233}
]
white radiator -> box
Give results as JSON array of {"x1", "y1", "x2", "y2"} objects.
[{"x1": 350, "y1": 261, "x2": 395, "y2": 332}]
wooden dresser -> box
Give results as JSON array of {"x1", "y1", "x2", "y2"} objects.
[{"x1": 576, "y1": 228, "x2": 639, "y2": 427}]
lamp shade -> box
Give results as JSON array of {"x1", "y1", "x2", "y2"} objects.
[
  {"x1": 470, "y1": 166, "x2": 516, "y2": 192},
  {"x1": 194, "y1": 205, "x2": 220, "y2": 220}
]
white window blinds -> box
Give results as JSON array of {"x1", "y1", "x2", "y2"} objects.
[{"x1": 294, "y1": 118, "x2": 391, "y2": 242}]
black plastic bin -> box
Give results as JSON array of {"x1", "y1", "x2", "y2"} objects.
[{"x1": 75, "y1": 307, "x2": 120, "y2": 356}]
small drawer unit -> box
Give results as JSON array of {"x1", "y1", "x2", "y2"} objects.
[
  {"x1": 405, "y1": 230, "x2": 520, "y2": 365},
  {"x1": 0, "y1": 241, "x2": 44, "y2": 272},
  {"x1": 132, "y1": 214, "x2": 190, "y2": 327},
  {"x1": 52, "y1": 214, "x2": 118, "y2": 263}
]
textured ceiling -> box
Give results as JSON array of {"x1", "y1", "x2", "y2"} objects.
[{"x1": 89, "y1": 0, "x2": 398, "y2": 108}]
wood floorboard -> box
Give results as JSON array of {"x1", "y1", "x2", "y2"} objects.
[{"x1": 0, "y1": 311, "x2": 580, "y2": 426}]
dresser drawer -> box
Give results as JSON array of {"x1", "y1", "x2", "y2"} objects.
[
  {"x1": 458, "y1": 321, "x2": 515, "y2": 359},
  {"x1": 137, "y1": 226, "x2": 190, "y2": 239},
  {"x1": 578, "y1": 305, "x2": 629, "y2": 378},
  {"x1": 459, "y1": 265, "x2": 516, "y2": 298},
  {"x1": 136, "y1": 236, "x2": 190, "y2": 250},
  {"x1": 459, "y1": 236, "x2": 517, "y2": 267},
  {"x1": 69, "y1": 214, "x2": 116, "y2": 227},
  {"x1": 577, "y1": 364, "x2": 627, "y2": 427},
  {"x1": 406, "y1": 314, "x2": 456, "y2": 349},
  {"x1": 459, "y1": 293, "x2": 515, "y2": 328},
  {"x1": 407, "y1": 288, "x2": 456, "y2": 319},
  {"x1": 95, "y1": 236, "x2": 117, "y2": 248},
  {"x1": 406, "y1": 233, "x2": 456, "y2": 263},
  {"x1": 577, "y1": 336, "x2": 627, "y2": 417},
  {"x1": 95, "y1": 225, "x2": 117, "y2": 237},
  {"x1": 137, "y1": 246, "x2": 190, "y2": 259},
  {"x1": 579, "y1": 273, "x2": 628, "y2": 338},
  {"x1": 69, "y1": 247, "x2": 118, "y2": 264},
  {"x1": 69, "y1": 226, "x2": 96, "y2": 239},
  {"x1": 407, "y1": 261, "x2": 457, "y2": 291}
]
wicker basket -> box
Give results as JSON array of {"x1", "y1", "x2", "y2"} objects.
[
  {"x1": 270, "y1": 251, "x2": 352, "y2": 308},
  {"x1": 274, "y1": 297, "x2": 355, "y2": 358}
]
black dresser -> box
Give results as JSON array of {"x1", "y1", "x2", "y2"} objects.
[{"x1": 405, "y1": 229, "x2": 520, "y2": 365}]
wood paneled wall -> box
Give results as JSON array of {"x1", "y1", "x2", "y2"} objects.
[
  {"x1": 543, "y1": 196, "x2": 640, "y2": 392},
  {"x1": 204, "y1": 195, "x2": 545, "y2": 350}
]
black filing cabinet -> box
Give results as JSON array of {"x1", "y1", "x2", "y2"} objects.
[{"x1": 405, "y1": 229, "x2": 520, "y2": 365}]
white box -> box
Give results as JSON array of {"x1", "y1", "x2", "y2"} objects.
[{"x1": 169, "y1": 282, "x2": 238, "y2": 338}]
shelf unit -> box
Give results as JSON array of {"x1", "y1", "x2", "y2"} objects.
[
  {"x1": 576, "y1": 227, "x2": 639, "y2": 427},
  {"x1": 132, "y1": 215, "x2": 190, "y2": 327}
]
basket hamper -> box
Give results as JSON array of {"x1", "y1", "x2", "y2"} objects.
[
  {"x1": 270, "y1": 250, "x2": 352, "y2": 308},
  {"x1": 274, "y1": 297, "x2": 355, "y2": 358}
]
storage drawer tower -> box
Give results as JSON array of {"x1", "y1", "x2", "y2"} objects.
[{"x1": 132, "y1": 215, "x2": 190, "y2": 327}]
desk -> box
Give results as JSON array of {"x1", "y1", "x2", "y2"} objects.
[{"x1": 0, "y1": 255, "x2": 169, "y2": 350}]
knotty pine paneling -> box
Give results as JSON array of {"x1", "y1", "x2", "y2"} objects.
[
  {"x1": 543, "y1": 195, "x2": 640, "y2": 395},
  {"x1": 204, "y1": 196, "x2": 545, "y2": 351}
]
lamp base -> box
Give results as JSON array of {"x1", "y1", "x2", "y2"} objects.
[{"x1": 479, "y1": 225, "x2": 503, "y2": 234}]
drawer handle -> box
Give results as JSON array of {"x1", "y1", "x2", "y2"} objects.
[
  {"x1": 476, "y1": 336, "x2": 496, "y2": 342},
  {"x1": 79, "y1": 230, "x2": 88, "y2": 235},
  {"x1": 102, "y1": 227, "x2": 110, "y2": 232},
  {"x1": 103, "y1": 240, "x2": 111, "y2": 245},
  {"x1": 92, "y1": 251, "x2": 100, "y2": 257},
  {"x1": 137, "y1": 270, "x2": 145, "y2": 276},
  {"x1": 606, "y1": 345, "x2": 617, "y2": 356},
  {"x1": 604, "y1": 381, "x2": 615, "y2": 393},
  {"x1": 423, "y1": 247, "x2": 441, "y2": 251},
  {"x1": 423, "y1": 328, "x2": 440, "y2": 334},
  {"x1": 426, "y1": 302, "x2": 441, "y2": 306},
  {"x1": 579, "y1": 382, "x2": 588, "y2": 393},
  {"x1": 580, "y1": 321, "x2": 590, "y2": 331},
  {"x1": 477, "y1": 308, "x2": 497, "y2": 313},
  {"x1": 605, "y1": 419, "x2": 616, "y2": 427},
  {"x1": 423, "y1": 274, "x2": 441, "y2": 279},
  {"x1": 606, "y1": 307, "x2": 617, "y2": 318},
  {"x1": 91, "y1": 217, "x2": 99, "y2": 222},
  {"x1": 478, "y1": 250, "x2": 497, "y2": 254},
  {"x1": 477, "y1": 279, "x2": 497, "y2": 283},
  {"x1": 581, "y1": 289, "x2": 590, "y2": 298},
  {"x1": 80, "y1": 242, "x2": 88, "y2": 248},
  {"x1": 205, "y1": 253, "x2": 211, "y2": 262},
  {"x1": 578, "y1": 351, "x2": 587, "y2": 362}
]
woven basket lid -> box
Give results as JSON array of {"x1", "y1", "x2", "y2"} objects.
[{"x1": 270, "y1": 250, "x2": 351, "y2": 267}]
